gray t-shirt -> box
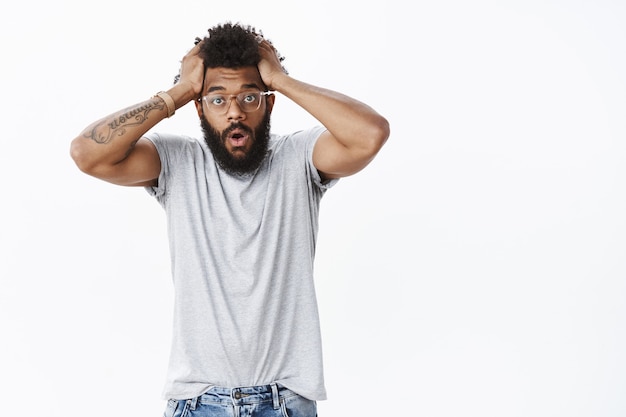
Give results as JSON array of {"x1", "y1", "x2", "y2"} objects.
[{"x1": 145, "y1": 126, "x2": 335, "y2": 401}]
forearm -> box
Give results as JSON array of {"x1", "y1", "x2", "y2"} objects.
[
  {"x1": 72, "y1": 97, "x2": 165, "y2": 170},
  {"x1": 70, "y1": 84, "x2": 195, "y2": 173},
  {"x1": 271, "y1": 74, "x2": 390, "y2": 150}
]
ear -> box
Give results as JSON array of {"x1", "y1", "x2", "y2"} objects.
[
  {"x1": 266, "y1": 93, "x2": 275, "y2": 114},
  {"x1": 194, "y1": 98, "x2": 203, "y2": 117}
]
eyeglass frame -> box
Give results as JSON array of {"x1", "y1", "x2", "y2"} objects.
[{"x1": 199, "y1": 90, "x2": 274, "y2": 115}]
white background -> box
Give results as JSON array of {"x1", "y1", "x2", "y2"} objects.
[{"x1": 2, "y1": 1, "x2": 625, "y2": 416}]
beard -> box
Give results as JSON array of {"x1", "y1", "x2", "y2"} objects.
[{"x1": 200, "y1": 111, "x2": 271, "y2": 176}]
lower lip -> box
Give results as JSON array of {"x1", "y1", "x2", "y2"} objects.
[{"x1": 229, "y1": 137, "x2": 246, "y2": 147}]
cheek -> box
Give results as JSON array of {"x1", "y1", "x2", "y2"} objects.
[
  {"x1": 197, "y1": 104, "x2": 226, "y2": 131},
  {"x1": 203, "y1": 114, "x2": 227, "y2": 134}
]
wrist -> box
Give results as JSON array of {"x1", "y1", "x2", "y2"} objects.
[
  {"x1": 266, "y1": 71, "x2": 290, "y2": 93},
  {"x1": 154, "y1": 91, "x2": 175, "y2": 118},
  {"x1": 168, "y1": 81, "x2": 201, "y2": 108}
]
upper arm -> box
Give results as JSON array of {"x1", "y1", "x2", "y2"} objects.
[
  {"x1": 312, "y1": 129, "x2": 387, "y2": 180},
  {"x1": 87, "y1": 137, "x2": 161, "y2": 187}
]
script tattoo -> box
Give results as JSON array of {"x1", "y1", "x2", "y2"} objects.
[{"x1": 83, "y1": 99, "x2": 165, "y2": 144}]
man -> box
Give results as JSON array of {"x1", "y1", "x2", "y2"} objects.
[{"x1": 70, "y1": 22, "x2": 389, "y2": 417}]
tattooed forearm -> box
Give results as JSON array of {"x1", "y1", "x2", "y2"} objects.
[{"x1": 83, "y1": 99, "x2": 165, "y2": 144}]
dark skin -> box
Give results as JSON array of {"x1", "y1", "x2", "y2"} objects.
[
  {"x1": 196, "y1": 66, "x2": 275, "y2": 162},
  {"x1": 70, "y1": 39, "x2": 390, "y2": 186}
]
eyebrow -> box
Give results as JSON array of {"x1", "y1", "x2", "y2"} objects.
[{"x1": 207, "y1": 83, "x2": 262, "y2": 94}]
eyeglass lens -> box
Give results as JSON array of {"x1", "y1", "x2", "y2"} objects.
[{"x1": 204, "y1": 92, "x2": 264, "y2": 114}]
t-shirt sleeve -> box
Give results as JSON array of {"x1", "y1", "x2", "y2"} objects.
[
  {"x1": 303, "y1": 125, "x2": 339, "y2": 190},
  {"x1": 143, "y1": 132, "x2": 190, "y2": 202},
  {"x1": 143, "y1": 133, "x2": 169, "y2": 199}
]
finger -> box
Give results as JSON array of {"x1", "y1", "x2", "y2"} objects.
[{"x1": 185, "y1": 38, "x2": 204, "y2": 55}]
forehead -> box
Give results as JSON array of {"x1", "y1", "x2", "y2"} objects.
[{"x1": 203, "y1": 67, "x2": 265, "y2": 93}]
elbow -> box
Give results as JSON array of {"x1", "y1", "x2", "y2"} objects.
[
  {"x1": 378, "y1": 116, "x2": 391, "y2": 146},
  {"x1": 368, "y1": 116, "x2": 390, "y2": 154},
  {"x1": 69, "y1": 138, "x2": 96, "y2": 175},
  {"x1": 351, "y1": 117, "x2": 390, "y2": 174}
]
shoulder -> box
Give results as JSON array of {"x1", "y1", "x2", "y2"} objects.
[
  {"x1": 145, "y1": 133, "x2": 207, "y2": 160},
  {"x1": 145, "y1": 132, "x2": 201, "y2": 150},
  {"x1": 270, "y1": 126, "x2": 327, "y2": 153}
]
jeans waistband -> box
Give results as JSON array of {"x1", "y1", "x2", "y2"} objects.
[{"x1": 195, "y1": 383, "x2": 295, "y2": 409}]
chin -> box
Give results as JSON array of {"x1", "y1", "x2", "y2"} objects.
[{"x1": 200, "y1": 112, "x2": 272, "y2": 176}]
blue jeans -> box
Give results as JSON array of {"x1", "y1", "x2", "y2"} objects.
[{"x1": 163, "y1": 384, "x2": 317, "y2": 417}]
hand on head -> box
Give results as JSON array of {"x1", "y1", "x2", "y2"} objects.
[
  {"x1": 256, "y1": 38, "x2": 288, "y2": 91},
  {"x1": 173, "y1": 39, "x2": 206, "y2": 100},
  {"x1": 174, "y1": 25, "x2": 288, "y2": 97}
]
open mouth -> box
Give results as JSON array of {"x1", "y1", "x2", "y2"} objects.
[{"x1": 226, "y1": 128, "x2": 249, "y2": 148}]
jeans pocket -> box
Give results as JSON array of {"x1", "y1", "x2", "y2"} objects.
[
  {"x1": 281, "y1": 394, "x2": 317, "y2": 417},
  {"x1": 163, "y1": 399, "x2": 178, "y2": 417},
  {"x1": 164, "y1": 399, "x2": 192, "y2": 417}
]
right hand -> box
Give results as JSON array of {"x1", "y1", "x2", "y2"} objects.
[{"x1": 177, "y1": 40, "x2": 206, "y2": 100}]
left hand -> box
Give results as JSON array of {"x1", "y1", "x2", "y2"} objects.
[{"x1": 257, "y1": 38, "x2": 288, "y2": 90}]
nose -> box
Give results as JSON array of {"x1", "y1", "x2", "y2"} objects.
[{"x1": 226, "y1": 96, "x2": 246, "y2": 120}]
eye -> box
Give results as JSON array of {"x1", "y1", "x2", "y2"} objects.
[
  {"x1": 209, "y1": 96, "x2": 226, "y2": 106},
  {"x1": 241, "y1": 93, "x2": 258, "y2": 104}
]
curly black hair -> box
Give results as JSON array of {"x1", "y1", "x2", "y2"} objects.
[
  {"x1": 174, "y1": 22, "x2": 286, "y2": 84},
  {"x1": 200, "y1": 22, "x2": 261, "y2": 68}
]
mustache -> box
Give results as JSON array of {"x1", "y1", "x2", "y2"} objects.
[{"x1": 223, "y1": 122, "x2": 253, "y2": 138}]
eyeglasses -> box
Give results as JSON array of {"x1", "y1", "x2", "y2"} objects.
[{"x1": 201, "y1": 91, "x2": 273, "y2": 115}]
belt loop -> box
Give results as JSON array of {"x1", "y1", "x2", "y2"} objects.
[
  {"x1": 189, "y1": 396, "x2": 198, "y2": 411},
  {"x1": 230, "y1": 388, "x2": 237, "y2": 405},
  {"x1": 270, "y1": 383, "x2": 280, "y2": 410}
]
